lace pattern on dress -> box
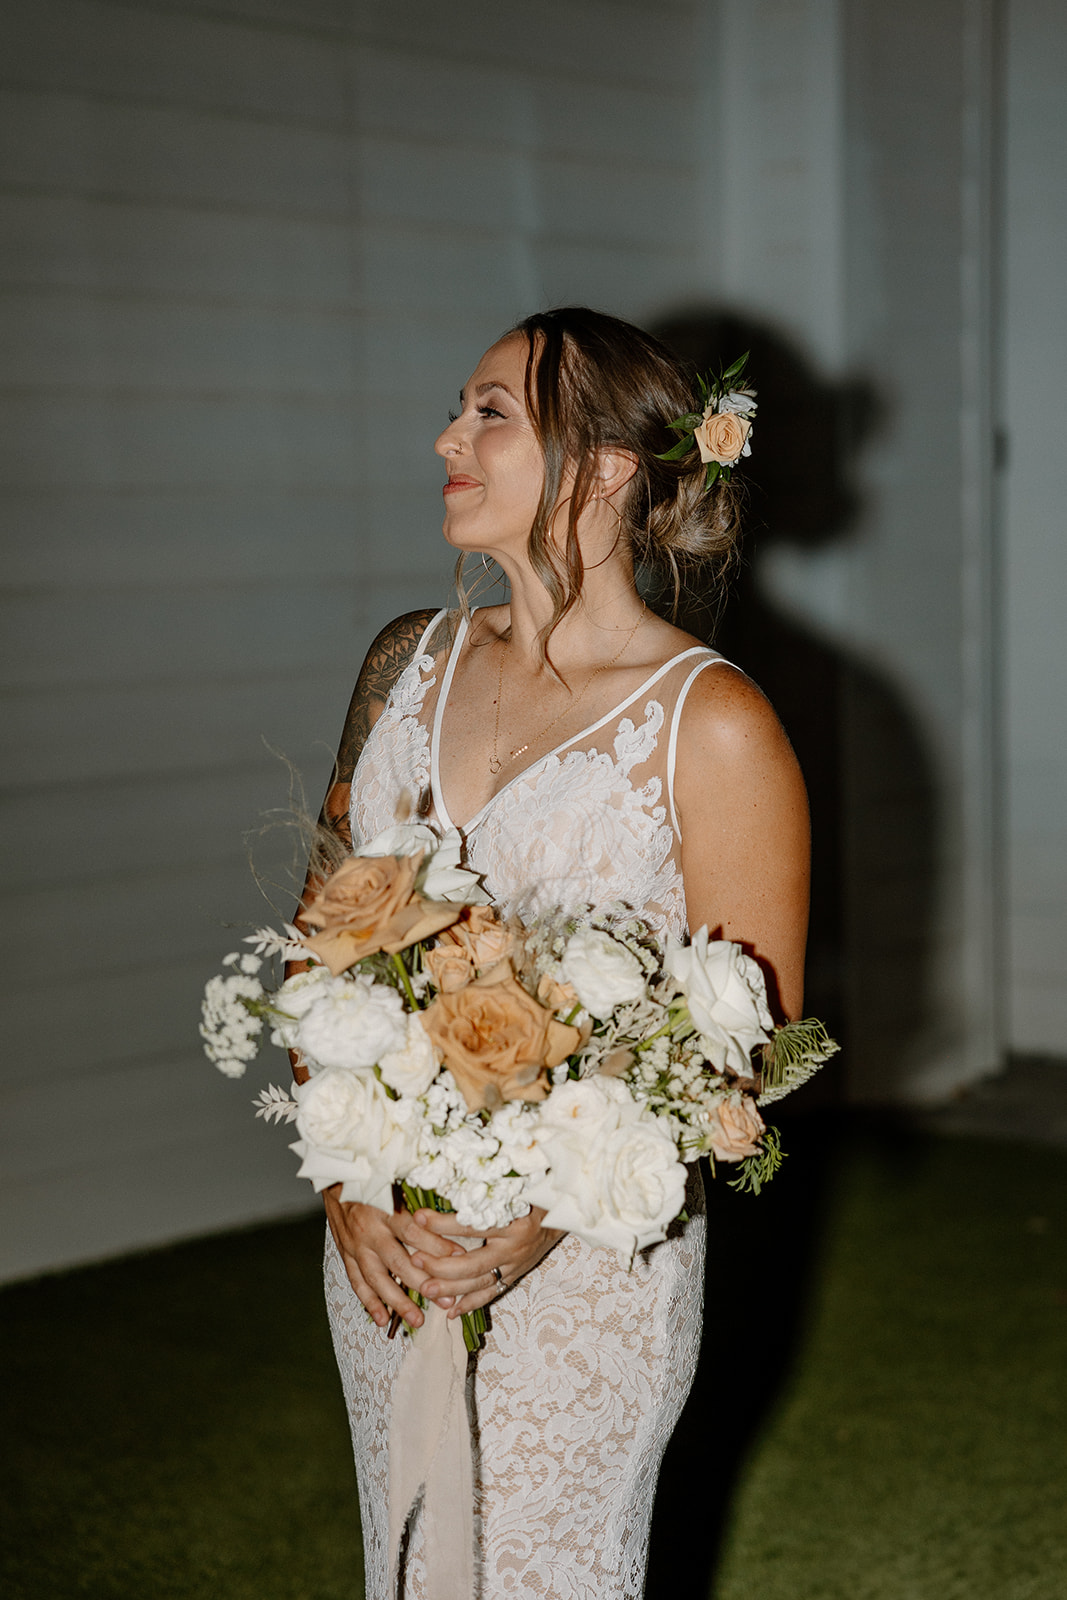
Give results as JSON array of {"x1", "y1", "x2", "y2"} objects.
[
  {"x1": 460, "y1": 700, "x2": 685, "y2": 938},
  {"x1": 351, "y1": 642, "x2": 438, "y2": 847}
]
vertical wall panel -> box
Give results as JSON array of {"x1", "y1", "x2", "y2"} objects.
[{"x1": 1003, "y1": 0, "x2": 1067, "y2": 1051}]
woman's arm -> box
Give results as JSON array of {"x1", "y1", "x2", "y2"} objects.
[
  {"x1": 307, "y1": 606, "x2": 442, "y2": 873},
  {"x1": 673, "y1": 664, "x2": 810, "y2": 1021},
  {"x1": 290, "y1": 607, "x2": 461, "y2": 1333}
]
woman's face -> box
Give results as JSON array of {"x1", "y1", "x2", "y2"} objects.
[{"x1": 433, "y1": 334, "x2": 546, "y2": 559}]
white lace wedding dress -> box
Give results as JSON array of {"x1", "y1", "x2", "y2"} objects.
[{"x1": 325, "y1": 610, "x2": 726, "y2": 1599}]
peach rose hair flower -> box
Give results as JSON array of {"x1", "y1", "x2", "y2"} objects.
[{"x1": 655, "y1": 351, "x2": 756, "y2": 490}]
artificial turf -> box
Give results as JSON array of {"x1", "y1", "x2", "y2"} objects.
[{"x1": 2, "y1": 1124, "x2": 1064, "y2": 1599}]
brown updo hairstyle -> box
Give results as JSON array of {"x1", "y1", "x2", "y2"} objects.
[{"x1": 460, "y1": 306, "x2": 744, "y2": 654}]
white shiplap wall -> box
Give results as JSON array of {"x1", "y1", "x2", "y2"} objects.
[{"x1": 0, "y1": 0, "x2": 715, "y2": 1279}]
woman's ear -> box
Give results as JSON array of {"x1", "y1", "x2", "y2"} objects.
[{"x1": 592, "y1": 448, "x2": 639, "y2": 499}]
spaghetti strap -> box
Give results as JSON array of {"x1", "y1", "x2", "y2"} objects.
[{"x1": 667, "y1": 655, "x2": 731, "y2": 837}]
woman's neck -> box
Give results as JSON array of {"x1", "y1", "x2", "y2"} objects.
[{"x1": 487, "y1": 552, "x2": 647, "y2": 673}]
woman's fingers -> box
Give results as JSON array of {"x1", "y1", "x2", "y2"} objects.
[
  {"x1": 337, "y1": 1249, "x2": 389, "y2": 1326},
  {"x1": 394, "y1": 1213, "x2": 467, "y2": 1257},
  {"x1": 415, "y1": 1243, "x2": 509, "y2": 1301},
  {"x1": 359, "y1": 1250, "x2": 425, "y2": 1330},
  {"x1": 323, "y1": 1190, "x2": 445, "y2": 1330},
  {"x1": 413, "y1": 1209, "x2": 506, "y2": 1239},
  {"x1": 417, "y1": 1209, "x2": 564, "y2": 1312}
]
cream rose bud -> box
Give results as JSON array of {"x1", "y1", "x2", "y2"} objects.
[
  {"x1": 291, "y1": 1066, "x2": 417, "y2": 1211},
  {"x1": 378, "y1": 1013, "x2": 440, "y2": 1097},
  {"x1": 559, "y1": 928, "x2": 646, "y2": 1019},
  {"x1": 665, "y1": 928, "x2": 772, "y2": 1077},
  {"x1": 269, "y1": 964, "x2": 333, "y2": 1053},
  {"x1": 294, "y1": 973, "x2": 407, "y2": 1072},
  {"x1": 704, "y1": 1091, "x2": 765, "y2": 1162}
]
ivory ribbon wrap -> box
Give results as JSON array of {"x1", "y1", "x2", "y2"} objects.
[{"x1": 388, "y1": 1292, "x2": 475, "y2": 1599}]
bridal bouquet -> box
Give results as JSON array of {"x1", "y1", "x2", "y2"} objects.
[{"x1": 201, "y1": 822, "x2": 837, "y2": 1348}]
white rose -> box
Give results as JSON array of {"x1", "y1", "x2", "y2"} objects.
[
  {"x1": 419, "y1": 828, "x2": 491, "y2": 904},
  {"x1": 378, "y1": 1013, "x2": 440, "y2": 1097},
  {"x1": 597, "y1": 1120, "x2": 688, "y2": 1251},
  {"x1": 269, "y1": 964, "x2": 333, "y2": 1052},
  {"x1": 295, "y1": 973, "x2": 407, "y2": 1072},
  {"x1": 358, "y1": 822, "x2": 489, "y2": 905},
  {"x1": 665, "y1": 928, "x2": 772, "y2": 1077},
  {"x1": 291, "y1": 1066, "x2": 417, "y2": 1211},
  {"x1": 559, "y1": 928, "x2": 646, "y2": 1019},
  {"x1": 356, "y1": 821, "x2": 434, "y2": 858},
  {"x1": 717, "y1": 389, "x2": 758, "y2": 419},
  {"x1": 535, "y1": 1074, "x2": 634, "y2": 1138},
  {"x1": 528, "y1": 1079, "x2": 685, "y2": 1255}
]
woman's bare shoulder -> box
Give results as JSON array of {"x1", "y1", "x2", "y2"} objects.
[{"x1": 675, "y1": 657, "x2": 804, "y2": 793}]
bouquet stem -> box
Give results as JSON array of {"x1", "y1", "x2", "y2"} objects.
[{"x1": 398, "y1": 1182, "x2": 488, "y2": 1354}]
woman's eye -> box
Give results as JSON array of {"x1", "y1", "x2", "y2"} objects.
[{"x1": 477, "y1": 405, "x2": 504, "y2": 419}]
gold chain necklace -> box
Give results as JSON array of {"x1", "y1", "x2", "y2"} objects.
[{"x1": 488, "y1": 606, "x2": 646, "y2": 775}]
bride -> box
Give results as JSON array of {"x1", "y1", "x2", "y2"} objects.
[{"x1": 300, "y1": 307, "x2": 809, "y2": 1598}]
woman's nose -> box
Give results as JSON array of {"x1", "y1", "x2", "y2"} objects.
[{"x1": 434, "y1": 419, "x2": 465, "y2": 458}]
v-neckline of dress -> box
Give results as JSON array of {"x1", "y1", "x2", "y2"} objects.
[{"x1": 428, "y1": 610, "x2": 714, "y2": 834}]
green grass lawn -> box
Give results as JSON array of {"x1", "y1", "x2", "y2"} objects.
[{"x1": 2, "y1": 1125, "x2": 1064, "y2": 1599}]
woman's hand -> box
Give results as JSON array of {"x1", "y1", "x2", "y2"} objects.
[
  {"x1": 323, "y1": 1186, "x2": 465, "y2": 1332},
  {"x1": 410, "y1": 1208, "x2": 564, "y2": 1318}
]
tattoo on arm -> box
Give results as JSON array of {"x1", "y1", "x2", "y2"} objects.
[
  {"x1": 289, "y1": 609, "x2": 443, "y2": 1080},
  {"x1": 334, "y1": 608, "x2": 441, "y2": 786},
  {"x1": 319, "y1": 609, "x2": 443, "y2": 850}
]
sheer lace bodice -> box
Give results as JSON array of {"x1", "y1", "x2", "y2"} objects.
[
  {"x1": 331, "y1": 608, "x2": 722, "y2": 1600},
  {"x1": 351, "y1": 609, "x2": 724, "y2": 939}
]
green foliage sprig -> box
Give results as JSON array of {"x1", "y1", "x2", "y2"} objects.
[
  {"x1": 758, "y1": 1018, "x2": 841, "y2": 1106},
  {"x1": 728, "y1": 1123, "x2": 785, "y2": 1195}
]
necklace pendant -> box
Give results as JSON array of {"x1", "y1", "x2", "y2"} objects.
[{"x1": 488, "y1": 755, "x2": 502, "y2": 775}]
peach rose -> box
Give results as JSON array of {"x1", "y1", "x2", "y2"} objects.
[
  {"x1": 424, "y1": 942, "x2": 475, "y2": 994},
  {"x1": 693, "y1": 409, "x2": 751, "y2": 466},
  {"x1": 442, "y1": 905, "x2": 516, "y2": 972},
  {"x1": 536, "y1": 974, "x2": 579, "y2": 1014},
  {"x1": 301, "y1": 854, "x2": 461, "y2": 975},
  {"x1": 421, "y1": 966, "x2": 582, "y2": 1112},
  {"x1": 706, "y1": 1092, "x2": 765, "y2": 1162}
]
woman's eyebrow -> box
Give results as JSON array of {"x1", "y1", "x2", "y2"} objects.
[{"x1": 458, "y1": 380, "x2": 518, "y2": 405}]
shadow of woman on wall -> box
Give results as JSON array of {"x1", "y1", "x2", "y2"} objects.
[{"x1": 643, "y1": 308, "x2": 939, "y2": 1595}]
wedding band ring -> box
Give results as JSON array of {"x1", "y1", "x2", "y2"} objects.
[{"x1": 491, "y1": 1266, "x2": 506, "y2": 1294}]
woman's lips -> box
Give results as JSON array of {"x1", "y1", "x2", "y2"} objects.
[{"x1": 443, "y1": 476, "x2": 481, "y2": 495}]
